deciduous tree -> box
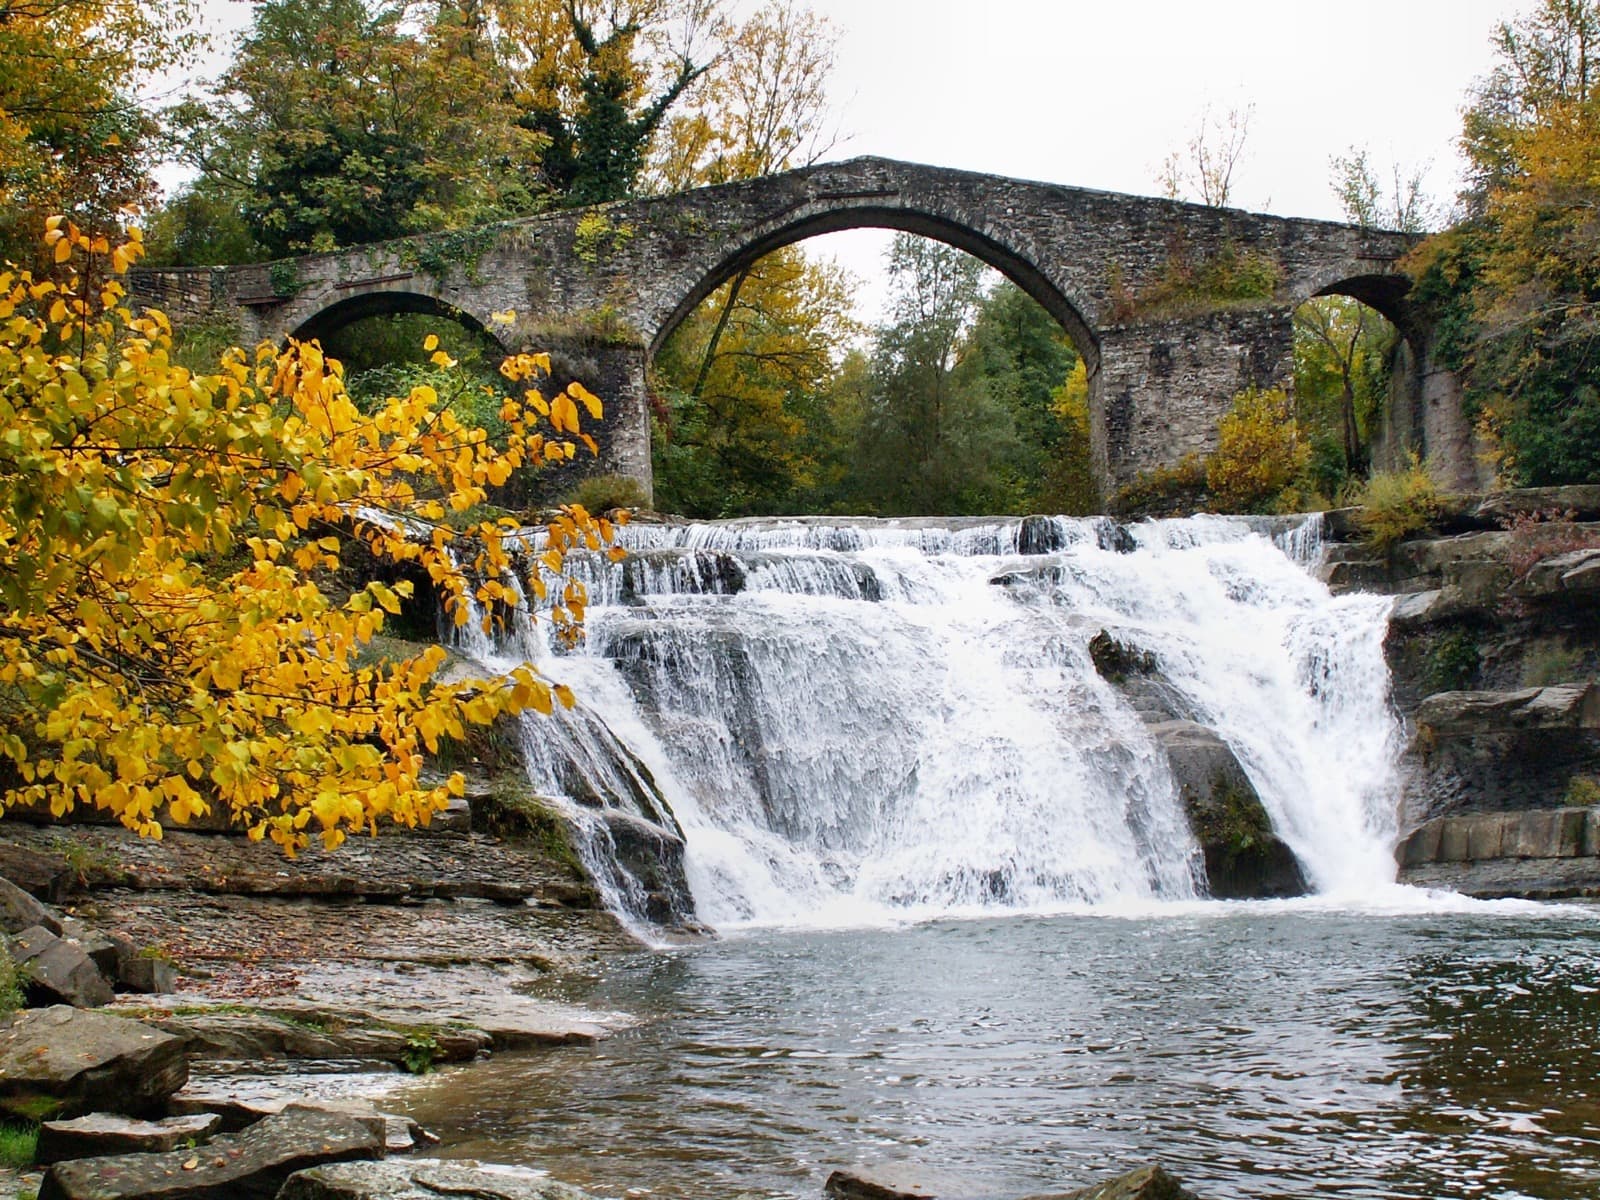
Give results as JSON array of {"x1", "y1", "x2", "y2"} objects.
[{"x1": 0, "y1": 224, "x2": 619, "y2": 853}]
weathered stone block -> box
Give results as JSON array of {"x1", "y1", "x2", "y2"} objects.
[
  {"x1": 1465, "y1": 814, "x2": 1506, "y2": 861},
  {"x1": 1020, "y1": 1164, "x2": 1199, "y2": 1200},
  {"x1": 1437, "y1": 817, "x2": 1472, "y2": 864},
  {"x1": 0, "y1": 1005, "x2": 187, "y2": 1121},
  {"x1": 0, "y1": 874, "x2": 62, "y2": 935}
]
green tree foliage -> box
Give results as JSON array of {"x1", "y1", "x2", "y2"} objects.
[
  {"x1": 0, "y1": 0, "x2": 197, "y2": 264},
  {"x1": 653, "y1": 247, "x2": 859, "y2": 516},
  {"x1": 496, "y1": 0, "x2": 714, "y2": 206},
  {"x1": 845, "y1": 237, "x2": 1020, "y2": 515},
  {"x1": 1293, "y1": 296, "x2": 1395, "y2": 490},
  {"x1": 165, "y1": 0, "x2": 541, "y2": 260},
  {"x1": 1410, "y1": 0, "x2": 1600, "y2": 486}
]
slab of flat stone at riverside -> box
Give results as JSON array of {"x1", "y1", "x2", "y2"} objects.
[
  {"x1": 0, "y1": 1006, "x2": 187, "y2": 1120},
  {"x1": 279, "y1": 1159, "x2": 597, "y2": 1200},
  {"x1": 36, "y1": 1114, "x2": 222, "y2": 1164},
  {"x1": 131, "y1": 156, "x2": 1470, "y2": 500},
  {"x1": 38, "y1": 1107, "x2": 383, "y2": 1200}
]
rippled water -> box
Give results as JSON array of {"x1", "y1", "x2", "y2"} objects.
[{"x1": 395, "y1": 904, "x2": 1600, "y2": 1200}]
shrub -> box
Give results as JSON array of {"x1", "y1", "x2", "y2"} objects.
[
  {"x1": 0, "y1": 946, "x2": 22, "y2": 1020},
  {"x1": 1357, "y1": 457, "x2": 1442, "y2": 551},
  {"x1": 1425, "y1": 630, "x2": 1481, "y2": 692},
  {"x1": 1567, "y1": 776, "x2": 1600, "y2": 807},
  {"x1": 1110, "y1": 454, "x2": 1209, "y2": 518},
  {"x1": 1206, "y1": 387, "x2": 1310, "y2": 513},
  {"x1": 565, "y1": 473, "x2": 648, "y2": 516}
]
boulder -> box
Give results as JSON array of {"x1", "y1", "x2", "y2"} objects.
[
  {"x1": 36, "y1": 1112, "x2": 221, "y2": 1164},
  {"x1": 0, "y1": 1005, "x2": 188, "y2": 1121},
  {"x1": 38, "y1": 1107, "x2": 383, "y2": 1200},
  {"x1": 118, "y1": 953, "x2": 178, "y2": 995},
  {"x1": 10, "y1": 927, "x2": 114, "y2": 1008},
  {"x1": 279, "y1": 1159, "x2": 596, "y2": 1200},
  {"x1": 1396, "y1": 809, "x2": 1591, "y2": 866},
  {"x1": 1020, "y1": 1164, "x2": 1198, "y2": 1200},
  {"x1": 1150, "y1": 722, "x2": 1308, "y2": 899},
  {"x1": 823, "y1": 1168, "x2": 937, "y2": 1200},
  {"x1": 0, "y1": 875, "x2": 63, "y2": 935},
  {"x1": 1417, "y1": 685, "x2": 1600, "y2": 737}
]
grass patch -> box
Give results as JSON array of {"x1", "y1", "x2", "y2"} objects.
[
  {"x1": 0, "y1": 1123, "x2": 37, "y2": 1169},
  {"x1": 1356, "y1": 458, "x2": 1442, "y2": 551}
]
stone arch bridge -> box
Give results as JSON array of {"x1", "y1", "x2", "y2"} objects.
[{"x1": 130, "y1": 156, "x2": 1476, "y2": 502}]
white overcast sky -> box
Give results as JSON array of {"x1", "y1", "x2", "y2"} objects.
[{"x1": 174, "y1": 0, "x2": 1525, "y2": 319}]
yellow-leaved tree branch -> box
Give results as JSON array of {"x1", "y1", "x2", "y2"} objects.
[{"x1": 0, "y1": 221, "x2": 626, "y2": 854}]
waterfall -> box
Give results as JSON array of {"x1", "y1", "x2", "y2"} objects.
[{"x1": 452, "y1": 513, "x2": 1403, "y2": 929}]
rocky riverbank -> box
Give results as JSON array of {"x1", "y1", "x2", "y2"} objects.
[{"x1": 1319, "y1": 485, "x2": 1600, "y2": 898}]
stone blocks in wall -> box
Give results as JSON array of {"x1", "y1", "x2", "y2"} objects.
[{"x1": 1095, "y1": 306, "x2": 1295, "y2": 489}]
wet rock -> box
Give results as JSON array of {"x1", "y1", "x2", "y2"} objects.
[
  {"x1": 1020, "y1": 1163, "x2": 1198, "y2": 1200},
  {"x1": 1087, "y1": 631, "x2": 1156, "y2": 683},
  {"x1": 1417, "y1": 685, "x2": 1600, "y2": 737},
  {"x1": 10, "y1": 927, "x2": 114, "y2": 1008},
  {"x1": 823, "y1": 1168, "x2": 937, "y2": 1200},
  {"x1": 38, "y1": 1106, "x2": 383, "y2": 1200},
  {"x1": 1152, "y1": 722, "x2": 1308, "y2": 900},
  {"x1": 36, "y1": 1113, "x2": 221, "y2": 1164},
  {"x1": 279, "y1": 1159, "x2": 596, "y2": 1200},
  {"x1": 0, "y1": 844, "x2": 73, "y2": 902},
  {"x1": 0, "y1": 1006, "x2": 188, "y2": 1120}
]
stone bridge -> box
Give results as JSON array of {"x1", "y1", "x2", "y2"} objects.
[{"x1": 129, "y1": 156, "x2": 1477, "y2": 502}]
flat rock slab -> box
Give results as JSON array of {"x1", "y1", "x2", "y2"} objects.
[
  {"x1": 1418, "y1": 684, "x2": 1600, "y2": 736},
  {"x1": 0, "y1": 1006, "x2": 187, "y2": 1121},
  {"x1": 1021, "y1": 1165, "x2": 1199, "y2": 1200},
  {"x1": 38, "y1": 1107, "x2": 382, "y2": 1200},
  {"x1": 279, "y1": 1159, "x2": 596, "y2": 1200},
  {"x1": 37, "y1": 1113, "x2": 221, "y2": 1164}
]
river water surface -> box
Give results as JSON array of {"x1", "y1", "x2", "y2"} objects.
[{"x1": 396, "y1": 902, "x2": 1600, "y2": 1200}]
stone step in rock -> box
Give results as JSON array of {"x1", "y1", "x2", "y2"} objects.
[
  {"x1": 9, "y1": 926, "x2": 113, "y2": 1008},
  {"x1": 1396, "y1": 808, "x2": 1600, "y2": 866},
  {"x1": 0, "y1": 842, "x2": 74, "y2": 901},
  {"x1": 279, "y1": 1159, "x2": 596, "y2": 1200},
  {"x1": 1417, "y1": 684, "x2": 1600, "y2": 737},
  {"x1": 36, "y1": 1113, "x2": 222, "y2": 1164},
  {"x1": 38, "y1": 1107, "x2": 383, "y2": 1200},
  {"x1": 0, "y1": 1006, "x2": 187, "y2": 1121},
  {"x1": 139, "y1": 1002, "x2": 493, "y2": 1068}
]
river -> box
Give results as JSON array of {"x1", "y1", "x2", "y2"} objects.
[{"x1": 397, "y1": 902, "x2": 1600, "y2": 1199}]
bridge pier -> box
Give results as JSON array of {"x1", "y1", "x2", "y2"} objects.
[
  {"x1": 1092, "y1": 307, "x2": 1296, "y2": 492},
  {"x1": 526, "y1": 333, "x2": 655, "y2": 506}
]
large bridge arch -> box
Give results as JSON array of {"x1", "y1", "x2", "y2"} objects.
[{"x1": 641, "y1": 202, "x2": 1102, "y2": 371}]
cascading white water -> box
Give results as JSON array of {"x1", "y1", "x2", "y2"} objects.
[{"x1": 455, "y1": 513, "x2": 1403, "y2": 928}]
